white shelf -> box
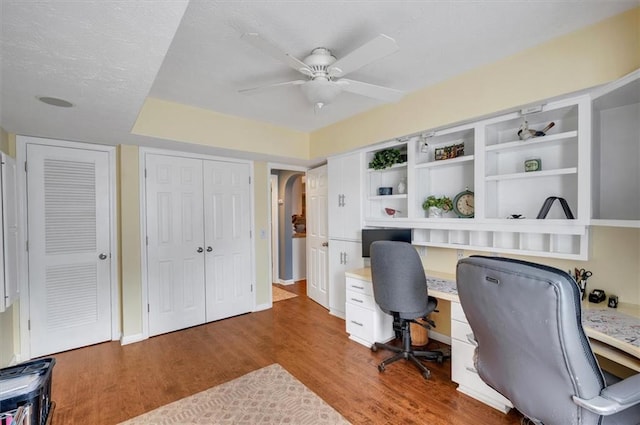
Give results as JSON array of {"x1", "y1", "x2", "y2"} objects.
[
  {"x1": 485, "y1": 131, "x2": 578, "y2": 153},
  {"x1": 415, "y1": 155, "x2": 474, "y2": 169},
  {"x1": 368, "y1": 194, "x2": 407, "y2": 200},
  {"x1": 590, "y1": 219, "x2": 640, "y2": 228},
  {"x1": 367, "y1": 162, "x2": 407, "y2": 172},
  {"x1": 486, "y1": 167, "x2": 577, "y2": 181}
]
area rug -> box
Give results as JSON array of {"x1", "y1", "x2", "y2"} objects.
[
  {"x1": 272, "y1": 285, "x2": 298, "y2": 302},
  {"x1": 119, "y1": 364, "x2": 350, "y2": 425}
]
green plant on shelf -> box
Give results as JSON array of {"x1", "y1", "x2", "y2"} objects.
[
  {"x1": 422, "y1": 195, "x2": 453, "y2": 211},
  {"x1": 368, "y1": 148, "x2": 404, "y2": 170}
]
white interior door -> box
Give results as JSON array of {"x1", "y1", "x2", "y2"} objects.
[
  {"x1": 306, "y1": 165, "x2": 329, "y2": 309},
  {"x1": 203, "y1": 161, "x2": 253, "y2": 322},
  {"x1": 145, "y1": 154, "x2": 206, "y2": 336},
  {"x1": 27, "y1": 144, "x2": 112, "y2": 357}
]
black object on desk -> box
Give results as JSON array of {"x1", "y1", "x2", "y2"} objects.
[{"x1": 588, "y1": 289, "x2": 606, "y2": 303}]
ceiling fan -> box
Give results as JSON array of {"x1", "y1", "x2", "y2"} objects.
[{"x1": 239, "y1": 33, "x2": 405, "y2": 110}]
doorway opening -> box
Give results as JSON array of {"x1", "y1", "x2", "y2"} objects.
[{"x1": 270, "y1": 168, "x2": 307, "y2": 301}]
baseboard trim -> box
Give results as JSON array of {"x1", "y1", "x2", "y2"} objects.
[
  {"x1": 428, "y1": 330, "x2": 451, "y2": 346},
  {"x1": 329, "y1": 309, "x2": 346, "y2": 320},
  {"x1": 254, "y1": 302, "x2": 271, "y2": 312},
  {"x1": 278, "y1": 279, "x2": 294, "y2": 285},
  {"x1": 121, "y1": 333, "x2": 145, "y2": 345}
]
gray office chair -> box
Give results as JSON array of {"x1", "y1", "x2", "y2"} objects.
[
  {"x1": 369, "y1": 241, "x2": 449, "y2": 379},
  {"x1": 457, "y1": 256, "x2": 640, "y2": 425}
]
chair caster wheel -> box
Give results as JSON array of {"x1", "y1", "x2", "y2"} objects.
[
  {"x1": 378, "y1": 364, "x2": 385, "y2": 372},
  {"x1": 371, "y1": 344, "x2": 378, "y2": 352},
  {"x1": 437, "y1": 356, "x2": 444, "y2": 364},
  {"x1": 423, "y1": 370, "x2": 431, "y2": 379}
]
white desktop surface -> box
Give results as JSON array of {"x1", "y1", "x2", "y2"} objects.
[{"x1": 345, "y1": 267, "x2": 640, "y2": 370}]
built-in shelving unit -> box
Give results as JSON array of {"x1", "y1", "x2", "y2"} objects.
[
  {"x1": 365, "y1": 141, "x2": 409, "y2": 219},
  {"x1": 358, "y1": 69, "x2": 639, "y2": 259}
]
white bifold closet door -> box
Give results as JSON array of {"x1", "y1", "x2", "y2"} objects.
[
  {"x1": 27, "y1": 144, "x2": 112, "y2": 357},
  {"x1": 145, "y1": 154, "x2": 252, "y2": 336}
]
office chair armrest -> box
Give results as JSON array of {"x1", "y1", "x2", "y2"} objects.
[{"x1": 572, "y1": 373, "x2": 640, "y2": 415}]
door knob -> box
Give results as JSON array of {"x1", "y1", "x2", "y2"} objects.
[
  {"x1": 197, "y1": 247, "x2": 204, "y2": 253},
  {"x1": 98, "y1": 253, "x2": 108, "y2": 260},
  {"x1": 322, "y1": 242, "x2": 329, "y2": 247},
  {"x1": 206, "y1": 246, "x2": 213, "y2": 252}
]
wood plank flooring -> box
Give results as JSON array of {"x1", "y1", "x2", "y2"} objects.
[{"x1": 49, "y1": 281, "x2": 524, "y2": 424}]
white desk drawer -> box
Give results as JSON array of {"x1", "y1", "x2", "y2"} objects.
[
  {"x1": 451, "y1": 301, "x2": 468, "y2": 324},
  {"x1": 346, "y1": 302, "x2": 374, "y2": 343},
  {"x1": 346, "y1": 289, "x2": 375, "y2": 310},
  {"x1": 451, "y1": 339, "x2": 512, "y2": 408},
  {"x1": 346, "y1": 277, "x2": 372, "y2": 296},
  {"x1": 451, "y1": 318, "x2": 473, "y2": 343}
]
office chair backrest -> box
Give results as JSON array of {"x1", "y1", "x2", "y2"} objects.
[
  {"x1": 370, "y1": 241, "x2": 429, "y2": 319},
  {"x1": 457, "y1": 256, "x2": 605, "y2": 425}
]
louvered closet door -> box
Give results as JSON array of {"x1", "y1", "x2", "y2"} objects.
[
  {"x1": 27, "y1": 144, "x2": 112, "y2": 357},
  {"x1": 146, "y1": 154, "x2": 206, "y2": 336},
  {"x1": 203, "y1": 161, "x2": 253, "y2": 322}
]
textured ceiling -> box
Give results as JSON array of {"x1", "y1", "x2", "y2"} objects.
[{"x1": 0, "y1": 1, "x2": 637, "y2": 162}]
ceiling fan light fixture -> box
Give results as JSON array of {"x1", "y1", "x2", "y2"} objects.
[{"x1": 300, "y1": 79, "x2": 342, "y2": 108}]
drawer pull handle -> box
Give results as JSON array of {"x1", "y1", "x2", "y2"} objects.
[
  {"x1": 351, "y1": 285, "x2": 364, "y2": 290},
  {"x1": 350, "y1": 298, "x2": 364, "y2": 303},
  {"x1": 350, "y1": 320, "x2": 363, "y2": 327},
  {"x1": 466, "y1": 366, "x2": 478, "y2": 374}
]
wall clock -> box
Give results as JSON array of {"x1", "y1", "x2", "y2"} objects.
[{"x1": 453, "y1": 189, "x2": 474, "y2": 218}]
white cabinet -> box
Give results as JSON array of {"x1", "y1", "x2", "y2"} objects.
[
  {"x1": 345, "y1": 275, "x2": 394, "y2": 347},
  {"x1": 451, "y1": 300, "x2": 512, "y2": 413},
  {"x1": 0, "y1": 153, "x2": 18, "y2": 312},
  {"x1": 328, "y1": 152, "x2": 362, "y2": 241},
  {"x1": 591, "y1": 69, "x2": 640, "y2": 227},
  {"x1": 328, "y1": 240, "x2": 363, "y2": 318},
  {"x1": 328, "y1": 152, "x2": 364, "y2": 318}
]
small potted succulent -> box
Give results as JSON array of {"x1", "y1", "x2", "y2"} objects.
[{"x1": 422, "y1": 195, "x2": 453, "y2": 218}]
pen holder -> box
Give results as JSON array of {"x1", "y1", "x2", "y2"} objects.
[{"x1": 577, "y1": 279, "x2": 587, "y2": 301}]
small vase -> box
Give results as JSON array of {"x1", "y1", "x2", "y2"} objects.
[
  {"x1": 397, "y1": 178, "x2": 406, "y2": 195},
  {"x1": 428, "y1": 207, "x2": 443, "y2": 218}
]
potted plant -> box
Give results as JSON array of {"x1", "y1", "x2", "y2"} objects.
[
  {"x1": 422, "y1": 195, "x2": 453, "y2": 218},
  {"x1": 368, "y1": 148, "x2": 404, "y2": 170}
]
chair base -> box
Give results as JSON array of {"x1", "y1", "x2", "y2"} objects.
[{"x1": 371, "y1": 319, "x2": 450, "y2": 379}]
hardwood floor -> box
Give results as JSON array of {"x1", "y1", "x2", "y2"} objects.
[{"x1": 49, "y1": 282, "x2": 524, "y2": 424}]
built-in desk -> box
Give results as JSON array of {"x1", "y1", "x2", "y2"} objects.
[{"x1": 344, "y1": 267, "x2": 640, "y2": 412}]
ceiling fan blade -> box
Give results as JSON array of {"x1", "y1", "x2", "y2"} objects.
[
  {"x1": 328, "y1": 34, "x2": 399, "y2": 78},
  {"x1": 241, "y1": 33, "x2": 313, "y2": 76},
  {"x1": 239, "y1": 80, "x2": 307, "y2": 95},
  {"x1": 335, "y1": 79, "x2": 404, "y2": 102}
]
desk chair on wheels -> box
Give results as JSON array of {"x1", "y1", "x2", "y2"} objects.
[
  {"x1": 457, "y1": 256, "x2": 640, "y2": 425},
  {"x1": 369, "y1": 241, "x2": 449, "y2": 379}
]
